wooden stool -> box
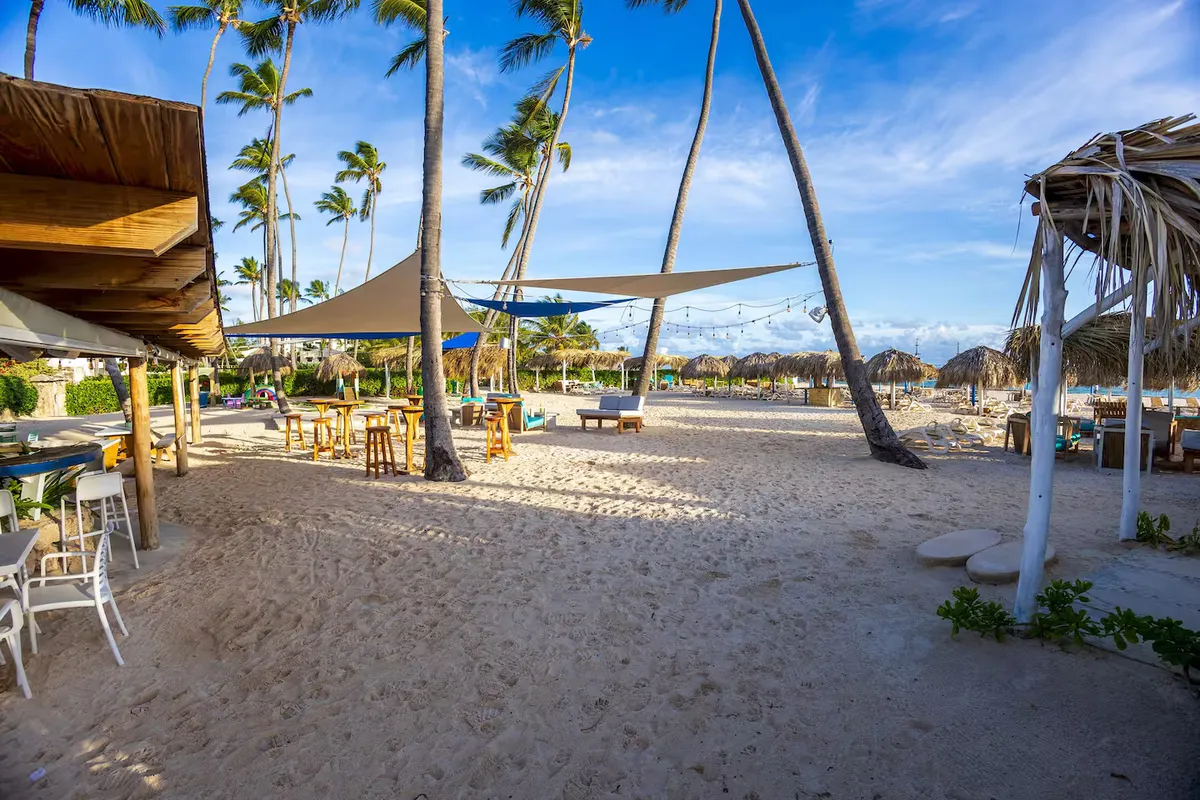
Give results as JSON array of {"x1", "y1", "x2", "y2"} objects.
[
  {"x1": 386, "y1": 408, "x2": 404, "y2": 438},
  {"x1": 312, "y1": 417, "x2": 335, "y2": 461},
  {"x1": 365, "y1": 425, "x2": 397, "y2": 478},
  {"x1": 284, "y1": 412, "x2": 305, "y2": 451},
  {"x1": 485, "y1": 414, "x2": 508, "y2": 463},
  {"x1": 360, "y1": 411, "x2": 387, "y2": 428}
]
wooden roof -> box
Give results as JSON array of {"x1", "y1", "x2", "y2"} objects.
[{"x1": 0, "y1": 76, "x2": 224, "y2": 359}]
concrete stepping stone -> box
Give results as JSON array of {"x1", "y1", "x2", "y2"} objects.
[
  {"x1": 917, "y1": 529, "x2": 1002, "y2": 566},
  {"x1": 967, "y1": 541, "x2": 1057, "y2": 585}
]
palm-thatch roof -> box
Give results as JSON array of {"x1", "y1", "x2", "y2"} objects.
[
  {"x1": 442, "y1": 347, "x2": 506, "y2": 378},
  {"x1": 368, "y1": 343, "x2": 421, "y2": 369},
  {"x1": 866, "y1": 348, "x2": 925, "y2": 383},
  {"x1": 936, "y1": 346, "x2": 1019, "y2": 389},
  {"x1": 1018, "y1": 116, "x2": 1200, "y2": 360},
  {"x1": 586, "y1": 350, "x2": 630, "y2": 370},
  {"x1": 729, "y1": 352, "x2": 780, "y2": 379},
  {"x1": 238, "y1": 347, "x2": 292, "y2": 376},
  {"x1": 680, "y1": 354, "x2": 731, "y2": 379},
  {"x1": 922, "y1": 363, "x2": 940, "y2": 381},
  {"x1": 791, "y1": 350, "x2": 844, "y2": 382},
  {"x1": 315, "y1": 351, "x2": 366, "y2": 381},
  {"x1": 623, "y1": 354, "x2": 688, "y2": 371},
  {"x1": 770, "y1": 352, "x2": 811, "y2": 377},
  {"x1": 523, "y1": 352, "x2": 561, "y2": 370}
]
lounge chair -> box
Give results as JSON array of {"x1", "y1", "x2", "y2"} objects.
[
  {"x1": 898, "y1": 422, "x2": 960, "y2": 453},
  {"x1": 1142, "y1": 409, "x2": 1175, "y2": 459},
  {"x1": 897, "y1": 395, "x2": 931, "y2": 412},
  {"x1": 506, "y1": 400, "x2": 548, "y2": 433},
  {"x1": 577, "y1": 396, "x2": 644, "y2": 433}
]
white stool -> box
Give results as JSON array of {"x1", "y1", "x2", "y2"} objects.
[{"x1": 65, "y1": 473, "x2": 138, "y2": 569}]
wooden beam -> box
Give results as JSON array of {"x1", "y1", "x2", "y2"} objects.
[
  {"x1": 0, "y1": 173, "x2": 197, "y2": 257},
  {"x1": 171, "y1": 363, "x2": 189, "y2": 477},
  {"x1": 16, "y1": 280, "x2": 212, "y2": 315},
  {"x1": 84, "y1": 300, "x2": 215, "y2": 329},
  {"x1": 189, "y1": 364, "x2": 202, "y2": 444},
  {"x1": 0, "y1": 246, "x2": 207, "y2": 291},
  {"x1": 128, "y1": 357, "x2": 159, "y2": 550}
]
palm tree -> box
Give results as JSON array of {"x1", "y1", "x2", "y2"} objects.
[
  {"x1": 335, "y1": 141, "x2": 387, "y2": 283},
  {"x1": 314, "y1": 186, "x2": 357, "y2": 295},
  {"x1": 276, "y1": 278, "x2": 304, "y2": 308},
  {"x1": 167, "y1": 0, "x2": 244, "y2": 109},
  {"x1": 418, "y1": 0, "x2": 465, "y2": 481},
  {"x1": 529, "y1": 295, "x2": 598, "y2": 351},
  {"x1": 24, "y1": 0, "x2": 165, "y2": 80},
  {"x1": 233, "y1": 257, "x2": 263, "y2": 321},
  {"x1": 373, "y1": 0, "x2": 430, "y2": 76},
  {"x1": 304, "y1": 279, "x2": 331, "y2": 304},
  {"x1": 628, "y1": 0, "x2": 720, "y2": 398},
  {"x1": 736, "y1": 0, "x2": 921, "y2": 469}
]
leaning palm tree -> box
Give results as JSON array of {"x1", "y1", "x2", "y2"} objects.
[
  {"x1": 313, "y1": 186, "x2": 357, "y2": 295},
  {"x1": 229, "y1": 136, "x2": 302, "y2": 315},
  {"x1": 233, "y1": 256, "x2": 263, "y2": 321},
  {"x1": 736, "y1": 0, "x2": 921, "y2": 469},
  {"x1": 335, "y1": 141, "x2": 387, "y2": 283},
  {"x1": 418, "y1": 0, "x2": 465, "y2": 481},
  {"x1": 628, "y1": 0, "x2": 720, "y2": 398},
  {"x1": 24, "y1": 0, "x2": 165, "y2": 80},
  {"x1": 167, "y1": 0, "x2": 244, "y2": 108}
]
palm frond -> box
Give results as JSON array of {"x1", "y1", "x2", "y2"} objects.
[
  {"x1": 499, "y1": 32, "x2": 558, "y2": 72},
  {"x1": 374, "y1": 0, "x2": 425, "y2": 28},
  {"x1": 167, "y1": 3, "x2": 216, "y2": 31},
  {"x1": 385, "y1": 37, "x2": 427, "y2": 75},
  {"x1": 239, "y1": 14, "x2": 283, "y2": 55},
  {"x1": 70, "y1": 0, "x2": 167, "y2": 33},
  {"x1": 556, "y1": 141, "x2": 571, "y2": 171},
  {"x1": 502, "y1": 199, "x2": 523, "y2": 248},
  {"x1": 480, "y1": 183, "x2": 517, "y2": 205}
]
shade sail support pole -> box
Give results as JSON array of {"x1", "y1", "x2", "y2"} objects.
[
  {"x1": 1014, "y1": 225, "x2": 1066, "y2": 623},
  {"x1": 171, "y1": 363, "x2": 189, "y2": 477},
  {"x1": 188, "y1": 365, "x2": 202, "y2": 444},
  {"x1": 1119, "y1": 282, "x2": 1148, "y2": 541}
]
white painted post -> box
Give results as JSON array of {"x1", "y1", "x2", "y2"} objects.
[
  {"x1": 890, "y1": 380, "x2": 896, "y2": 410},
  {"x1": 621, "y1": 364, "x2": 626, "y2": 391},
  {"x1": 1168, "y1": 381, "x2": 1175, "y2": 415},
  {"x1": 561, "y1": 360, "x2": 567, "y2": 394},
  {"x1": 1014, "y1": 226, "x2": 1067, "y2": 622},
  {"x1": 1118, "y1": 282, "x2": 1148, "y2": 541}
]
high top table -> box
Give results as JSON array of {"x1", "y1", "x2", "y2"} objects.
[
  {"x1": 400, "y1": 406, "x2": 424, "y2": 474},
  {"x1": 0, "y1": 443, "x2": 103, "y2": 522}
]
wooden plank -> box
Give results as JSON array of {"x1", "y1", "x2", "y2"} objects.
[
  {"x1": 0, "y1": 79, "x2": 119, "y2": 183},
  {"x1": 88, "y1": 94, "x2": 170, "y2": 190},
  {"x1": 0, "y1": 174, "x2": 197, "y2": 257},
  {"x1": 171, "y1": 363, "x2": 189, "y2": 476},
  {"x1": 0, "y1": 246, "x2": 207, "y2": 291},
  {"x1": 91, "y1": 301, "x2": 216, "y2": 329},
  {"x1": 189, "y1": 364, "x2": 203, "y2": 445},
  {"x1": 159, "y1": 104, "x2": 204, "y2": 198},
  {"x1": 128, "y1": 357, "x2": 159, "y2": 550},
  {"x1": 17, "y1": 280, "x2": 212, "y2": 314}
]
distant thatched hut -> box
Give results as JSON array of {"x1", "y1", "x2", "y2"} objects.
[
  {"x1": 866, "y1": 348, "x2": 925, "y2": 408},
  {"x1": 681, "y1": 354, "x2": 731, "y2": 394},
  {"x1": 369, "y1": 343, "x2": 421, "y2": 396},
  {"x1": 238, "y1": 347, "x2": 292, "y2": 389},
  {"x1": 443, "y1": 347, "x2": 506, "y2": 380},
  {"x1": 792, "y1": 351, "x2": 844, "y2": 386},
  {"x1": 936, "y1": 346, "x2": 1018, "y2": 413}
]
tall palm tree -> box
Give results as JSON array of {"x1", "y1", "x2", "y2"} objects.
[
  {"x1": 24, "y1": 0, "x2": 165, "y2": 80},
  {"x1": 529, "y1": 295, "x2": 598, "y2": 351},
  {"x1": 314, "y1": 186, "x2": 357, "y2": 295},
  {"x1": 305, "y1": 279, "x2": 332, "y2": 352},
  {"x1": 628, "y1": 0, "x2": 720, "y2": 397},
  {"x1": 418, "y1": 0, "x2": 465, "y2": 481},
  {"x1": 334, "y1": 141, "x2": 387, "y2": 283},
  {"x1": 736, "y1": 0, "x2": 922, "y2": 469},
  {"x1": 373, "y1": 0, "x2": 430, "y2": 76},
  {"x1": 233, "y1": 257, "x2": 263, "y2": 321},
  {"x1": 276, "y1": 278, "x2": 304, "y2": 307},
  {"x1": 229, "y1": 137, "x2": 301, "y2": 315},
  {"x1": 167, "y1": 0, "x2": 244, "y2": 109}
]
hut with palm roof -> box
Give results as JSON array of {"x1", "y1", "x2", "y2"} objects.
[
  {"x1": 369, "y1": 342, "x2": 421, "y2": 396},
  {"x1": 935, "y1": 346, "x2": 1018, "y2": 414},
  {"x1": 730, "y1": 352, "x2": 780, "y2": 396},
  {"x1": 792, "y1": 350, "x2": 844, "y2": 406},
  {"x1": 681, "y1": 354, "x2": 731, "y2": 395},
  {"x1": 317, "y1": 351, "x2": 366, "y2": 398},
  {"x1": 239, "y1": 347, "x2": 292, "y2": 394},
  {"x1": 866, "y1": 348, "x2": 925, "y2": 409}
]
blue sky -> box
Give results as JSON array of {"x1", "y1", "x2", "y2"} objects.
[{"x1": 3, "y1": 0, "x2": 1198, "y2": 365}]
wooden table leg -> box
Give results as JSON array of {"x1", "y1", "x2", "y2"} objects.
[{"x1": 405, "y1": 425, "x2": 416, "y2": 474}]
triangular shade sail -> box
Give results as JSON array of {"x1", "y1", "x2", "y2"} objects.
[
  {"x1": 227, "y1": 251, "x2": 484, "y2": 340},
  {"x1": 465, "y1": 297, "x2": 635, "y2": 317},
  {"x1": 0, "y1": 286, "x2": 147, "y2": 358},
  {"x1": 442, "y1": 332, "x2": 480, "y2": 349},
  {"x1": 487, "y1": 263, "x2": 803, "y2": 298}
]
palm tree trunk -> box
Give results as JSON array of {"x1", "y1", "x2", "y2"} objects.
[
  {"x1": 265, "y1": 19, "x2": 296, "y2": 415},
  {"x1": 635, "y1": 0, "x2": 721, "y2": 398},
  {"x1": 737, "y1": 0, "x2": 921, "y2": 468},
  {"x1": 405, "y1": 336, "x2": 415, "y2": 390},
  {"x1": 419, "y1": 0, "x2": 465, "y2": 481},
  {"x1": 103, "y1": 358, "x2": 132, "y2": 423},
  {"x1": 334, "y1": 216, "x2": 349, "y2": 295},
  {"x1": 24, "y1": 0, "x2": 44, "y2": 80},
  {"x1": 469, "y1": 194, "x2": 534, "y2": 397},
  {"x1": 280, "y1": 162, "x2": 299, "y2": 369},
  {"x1": 201, "y1": 21, "x2": 226, "y2": 110},
  {"x1": 366, "y1": 188, "x2": 377, "y2": 281},
  {"x1": 507, "y1": 315, "x2": 519, "y2": 394}
]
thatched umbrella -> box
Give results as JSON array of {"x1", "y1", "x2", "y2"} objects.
[
  {"x1": 444, "y1": 347, "x2": 506, "y2": 380},
  {"x1": 368, "y1": 343, "x2": 422, "y2": 398},
  {"x1": 936, "y1": 346, "x2": 1018, "y2": 414},
  {"x1": 866, "y1": 348, "x2": 924, "y2": 408},
  {"x1": 681, "y1": 354, "x2": 730, "y2": 394},
  {"x1": 238, "y1": 347, "x2": 291, "y2": 391},
  {"x1": 921, "y1": 363, "x2": 939, "y2": 381},
  {"x1": 316, "y1": 351, "x2": 364, "y2": 397},
  {"x1": 793, "y1": 350, "x2": 844, "y2": 386},
  {"x1": 523, "y1": 352, "x2": 559, "y2": 391},
  {"x1": 729, "y1": 352, "x2": 777, "y2": 380}
]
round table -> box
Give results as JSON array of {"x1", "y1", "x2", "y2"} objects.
[
  {"x1": 0, "y1": 443, "x2": 103, "y2": 478},
  {"x1": 400, "y1": 406, "x2": 424, "y2": 474},
  {"x1": 307, "y1": 397, "x2": 338, "y2": 419},
  {"x1": 403, "y1": 394, "x2": 422, "y2": 407},
  {"x1": 330, "y1": 400, "x2": 362, "y2": 458},
  {"x1": 490, "y1": 397, "x2": 519, "y2": 458}
]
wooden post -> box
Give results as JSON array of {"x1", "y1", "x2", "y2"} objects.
[
  {"x1": 171, "y1": 363, "x2": 189, "y2": 477},
  {"x1": 890, "y1": 380, "x2": 896, "y2": 409},
  {"x1": 188, "y1": 364, "x2": 202, "y2": 445},
  {"x1": 1014, "y1": 225, "x2": 1067, "y2": 622},
  {"x1": 1118, "y1": 281, "x2": 1148, "y2": 541},
  {"x1": 128, "y1": 357, "x2": 159, "y2": 550}
]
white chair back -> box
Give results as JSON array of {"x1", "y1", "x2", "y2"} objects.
[
  {"x1": 0, "y1": 491, "x2": 16, "y2": 533},
  {"x1": 76, "y1": 473, "x2": 123, "y2": 504},
  {"x1": 92, "y1": 527, "x2": 114, "y2": 601}
]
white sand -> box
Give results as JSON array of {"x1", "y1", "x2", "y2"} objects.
[{"x1": 1, "y1": 392, "x2": 1199, "y2": 798}]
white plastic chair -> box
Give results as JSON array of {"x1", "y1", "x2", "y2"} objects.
[
  {"x1": 0, "y1": 491, "x2": 17, "y2": 534},
  {"x1": 62, "y1": 473, "x2": 138, "y2": 570},
  {"x1": 0, "y1": 599, "x2": 30, "y2": 697},
  {"x1": 24, "y1": 527, "x2": 129, "y2": 666}
]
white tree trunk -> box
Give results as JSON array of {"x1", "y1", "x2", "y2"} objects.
[
  {"x1": 1014, "y1": 225, "x2": 1067, "y2": 623},
  {"x1": 561, "y1": 360, "x2": 567, "y2": 394},
  {"x1": 1118, "y1": 282, "x2": 1148, "y2": 541}
]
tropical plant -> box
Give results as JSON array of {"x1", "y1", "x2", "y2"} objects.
[
  {"x1": 276, "y1": 278, "x2": 305, "y2": 308},
  {"x1": 314, "y1": 186, "x2": 357, "y2": 295},
  {"x1": 167, "y1": 0, "x2": 244, "y2": 108},
  {"x1": 734, "y1": 0, "x2": 921, "y2": 468},
  {"x1": 1029, "y1": 579, "x2": 1102, "y2": 645},
  {"x1": 335, "y1": 141, "x2": 387, "y2": 283},
  {"x1": 373, "y1": 0, "x2": 430, "y2": 76},
  {"x1": 417, "y1": 0, "x2": 465, "y2": 481},
  {"x1": 233, "y1": 257, "x2": 264, "y2": 321},
  {"x1": 304, "y1": 279, "x2": 331, "y2": 304},
  {"x1": 936, "y1": 586, "x2": 1016, "y2": 641},
  {"x1": 1136, "y1": 511, "x2": 1174, "y2": 549},
  {"x1": 24, "y1": 0, "x2": 165, "y2": 80},
  {"x1": 528, "y1": 295, "x2": 599, "y2": 352},
  {"x1": 627, "y1": 0, "x2": 720, "y2": 397}
]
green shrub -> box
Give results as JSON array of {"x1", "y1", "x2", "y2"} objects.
[
  {"x1": 1030, "y1": 579, "x2": 1101, "y2": 645},
  {"x1": 0, "y1": 359, "x2": 55, "y2": 380},
  {"x1": 1136, "y1": 512, "x2": 1173, "y2": 549},
  {"x1": 0, "y1": 375, "x2": 39, "y2": 415},
  {"x1": 66, "y1": 374, "x2": 174, "y2": 415},
  {"x1": 936, "y1": 587, "x2": 1016, "y2": 640}
]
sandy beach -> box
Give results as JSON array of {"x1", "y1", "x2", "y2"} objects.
[{"x1": 1, "y1": 392, "x2": 1198, "y2": 799}]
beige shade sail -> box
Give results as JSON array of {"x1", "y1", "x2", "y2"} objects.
[
  {"x1": 227, "y1": 251, "x2": 484, "y2": 339},
  {"x1": 0, "y1": 285, "x2": 148, "y2": 358},
  {"x1": 487, "y1": 263, "x2": 804, "y2": 298}
]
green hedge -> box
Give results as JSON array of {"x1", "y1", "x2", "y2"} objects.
[
  {"x1": 65, "y1": 375, "x2": 175, "y2": 416},
  {"x1": 0, "y1": 376, "x2": 39, "y2": 416}
]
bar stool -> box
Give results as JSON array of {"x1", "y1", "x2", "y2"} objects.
[
  {"x1": 312, "y1": 417, "x2": 335, "y2": 461},
  {"x1": 364, "y1": 425, "x2": 397, "y2": 478},
  {"x1": 360, "y1": 410, "x2": 387, "y2": 428},
  {"x1": 283, "y1": 412, "x2": 305, "y2": 451},
  {"x1": 485, "y1": 414, "x2": 508, "y2": 463}
]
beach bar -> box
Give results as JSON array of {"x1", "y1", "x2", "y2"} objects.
[{"x1": 0, "y1": 76, "x2": 225, "y2": 549}]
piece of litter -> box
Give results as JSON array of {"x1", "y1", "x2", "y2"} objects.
[{"x1": 30, "y1": 767, "x2": 46, "y2": 782}]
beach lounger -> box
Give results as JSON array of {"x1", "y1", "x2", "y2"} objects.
[
  {"x1": 898, "y1": 422, "x2": 960, "y2": 453},
  {"x1": 897, "y1": 395, "x2": 931, "y2": 412},
  {"x1": 577, "y1": 396, "x2": 644, "y2": 433}
]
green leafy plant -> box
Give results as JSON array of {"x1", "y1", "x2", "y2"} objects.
[
  {"x1": 1030, "y1": 579, "x2": 1101, "y2": 644},
  {"x1": 1140, "y1": 618, "x2": 1200, "y2": 683},
  {"x1": 1169, "y1": 522, "x2": 1200, "y2": 555},
  {"x1": 936, "y1": 586, "x2": 1016, "y2": 641},
  {"x1": 1135, "y1": 511, "x2": 1174, "y2": 549},
  {"x1": 4, "y1": 481, "x2": 50, "y2": 521},
  {"x1": 1100, "y1": 607, "x2": 1152, "y2": 651}
]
